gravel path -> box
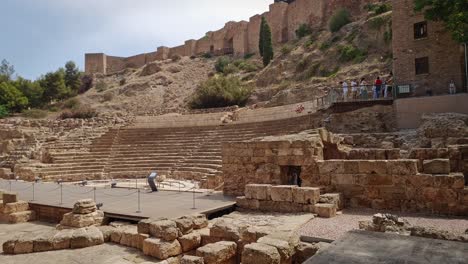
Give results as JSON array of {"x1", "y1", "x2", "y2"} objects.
[{"x1": 299, "y1": 208, "x2": 468, "y2": 241}]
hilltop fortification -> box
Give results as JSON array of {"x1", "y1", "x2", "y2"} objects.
[{"x1": 85, "y1": 0, "x2": 374, "y2": 75}]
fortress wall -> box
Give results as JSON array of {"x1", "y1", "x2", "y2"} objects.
[
  {"x1": 124, "y1": 53, "x2": 148, "y2": 69},
  {"x1": 146, "y1": 51, "x2": 159, "y2": 62},
  {"x1": 105, "y1": 56, "x2": 126, "y2": 74},
  {"x1": 247, "y1": 15, "x2": 262, "y2": 54},
  {"x1": 184, "y1": 40, "x2": 197, "y2": 57},
  {"x1": 86, "y1": 0, "x2": 375, "y2": 74},
  {"x1": 169, "y1": 44, "x2": 187, "y2": 57},
  {"x1": 85, "y1": 53, "x2": 107, "y2": 74},
  {"x1": 265, "y1": 2, "x2": 289, "y2": 44},
  {"x1": 286, "y1": 0, "x2": 325, "y2": 41},
  {"x1": 195, "y1": 38, "x2": 211, "y2": 55}
]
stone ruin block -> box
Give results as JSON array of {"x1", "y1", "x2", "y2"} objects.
[
  {"x1": 292, "y1": 187, "x2": 320, "y2": 204},
  {"x1": 142, "y1": 237, "x2": 182, "y2": 260},
  {"x1": 423, "y1": 159, "x2": 451, "y2": 174},
  {"x1": 174, "y1": 215, "x2": 195, "y2": 235},
  {"x1": 319, "y1": 193, "x2": 344, "y2": 210},
  {"x1": 8, "y1": 210, "x2": 36, "y2": 224},
  {"x1": 257, "y1": 236, "x2": 295, "y2": 264},
  {"x1": 192, "y1": 214, "x2": 208, "y2": 229},
  {"x1": 270, "y1": 185, "x2": 295, "y2": 202},
  {"x1": 72, "y1": 199, "x2": 97, "y2": 214},
  {"x1": 59, "y1": 210, "x2": 104, "y2": 228},
  {"x1": 294, "y1": 242, "x2": 330, "y2": 264},
  {"x1": 358, "y1": 160, "x2": 388, "y2": 175},
  {"x1": 433, "y1": 173, "x2": 465, "y2": 189},
  {"x1": 258, "y1": 200, "x2": 305, "y2": 213},
  {"x1": 314, "y1": 204, "x2": 337, "y2": 218},
  {"x1": 240, "y1": 226, "x2": 270, "y2": 244},
  {"x1": 2, "y1": 201, "x2": 29, "y2": 214},
  {"x1": 236, "y1": 196, "x2": 260, "y2": 210},
  {"x1": 178, "y1": 232, "x2": 201, "y2": 252},
  {"x1": 245, "y1": 184, "x2": 271, "y2": 200},
  {"x1": 196, "y1": 241, "x2": 237, "y2": 264},
  {"x1": 149, "y1": 219, "x2": 181, "y2": 241},
  {"x1": 3, "y1": 192, "x2": 18, "y2": 204},
  {"x1": 388, "y1": 160, "x2": 419, "y2": 175},
  {"x1": 210, "y1": 219, "x2": 241, "y2": 241},
  {"x1": 242, "y1": 243, "x2": 281, "y2": 264},
  {"x1": 120, "y1": 226, "x2": 149, "y2": 250},
  {"x1": 181, "y1": 255, "x2": 205, "y2": 264},
  {"x1": 70, "y1": 226, "x2": 105, "y2": 249},
  {"x1": 318, "y1": 160, "x2": 345, "y2": 174}
]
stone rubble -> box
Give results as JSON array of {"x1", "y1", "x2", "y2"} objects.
[
  {"x1": 359, "y1": 213, "x2": 468, "y2": 243},
  {"x1": 58, "y1": 199, "x2": 104, "y2": 229}
]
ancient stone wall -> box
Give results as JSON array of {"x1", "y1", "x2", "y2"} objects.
[
  {"x1": 392, "y1": 0, "x2": 465, "y2": 95},
  {"x1": 85, "y1": 0, "x2": 376, "y2": 74},
  {"x1": 222, "y1": 129, "x2": 468, "y2": 216}
]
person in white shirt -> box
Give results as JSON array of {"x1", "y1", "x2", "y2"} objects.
[
  {"x1": 351, "y1": 80, "x2": 358, "y2": 100},
  {"x1": 449, "y1": 80, "x2": 456, "y2": 94},
  {"x1": 340, "y1": 81, "x2": 349, "y2": 101}
]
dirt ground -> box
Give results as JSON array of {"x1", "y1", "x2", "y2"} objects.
[{"x1": 299, "y1": 208, "x2": 468, "y2": 241}]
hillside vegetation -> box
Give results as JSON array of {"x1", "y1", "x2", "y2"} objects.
[{"x1": 0, "y1": 2, "x2": 393, "y2": 118}]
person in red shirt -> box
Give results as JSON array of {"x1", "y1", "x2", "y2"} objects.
[{"x1": 374, "y1": 76, "x2": 382, "y2": 99}]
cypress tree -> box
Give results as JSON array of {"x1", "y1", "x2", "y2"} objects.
[
  {"x1": 258, "y1": 16, "x2": 266, "y2": 57},
  {"x1": 262, "y1": 20, "x2": 274, "y2": 66}
]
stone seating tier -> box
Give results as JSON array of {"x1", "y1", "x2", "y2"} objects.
[{"x1": 36, "y1": 115, "x2": 313, "y2": 182}]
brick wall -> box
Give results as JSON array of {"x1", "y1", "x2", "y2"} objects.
[{"x1": 392, "y1": 0, "x2": 465, "y2": 95}]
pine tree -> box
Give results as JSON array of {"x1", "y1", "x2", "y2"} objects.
[
  {"x1": 259, "y1": 16, "x2": 267, "y2": 57},
  {"x1": 262, "y1": 20, "x2": 274, "y2": 66}
]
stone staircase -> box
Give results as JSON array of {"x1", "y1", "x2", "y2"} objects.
[
  {"x1": 36, "y1": 127, "x2": 116, "y2": 181},
  {"x1": 36, "y1": 114, "x2": 314, "y2": 183}
]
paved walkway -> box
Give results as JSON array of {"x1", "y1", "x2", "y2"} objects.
[
  {"x1": 305, "y1": 230, "x2": 468, "y2": 264},
  {"x1": 0, "y1": 180, "x2": 235, "y2": 219}
]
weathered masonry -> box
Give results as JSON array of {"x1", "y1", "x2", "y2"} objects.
[
  {"x1": 222, "y1": 129, "x2": 468, "y2": 216},
  {"x1": 392, "y1": 0, "x2": 466, "y2": 95},
  {"x1": 85, "y1": 0, "x2": 374, "y2": 74}
]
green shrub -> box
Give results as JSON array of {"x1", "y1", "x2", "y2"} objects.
[
  {"x1": 202, "y1": 53, "x2": 213, "y2": 59},
  {"x1": 365, "y1": 3, "x2": 392, "y2": 16},
  {"x1": 0, "y1": 105, "x2": 9, "y2": 118},
  {"x1": 329, "y1": 9, "x2": 351, "y2": 32},
  {"x1": 384, "y1": 30, "x2": 393, "y2": 44},
  {"x1": 95, "y1": 80, "x2": 107, "y2": 92},
  {"x1": 319, "y1": 42, "x2": 331, "y2": 51},
  {"x1": 281, "y1": 45, "x2": 293, "y2": 55},
  {"x1": 62, "y1": 98, "x2": 80, "y2": 110},
  {"x1": 296, "y1": 57, "x2": 309, "y2": 72},
  {"x1": 369, "y1": 16, "x2": 387, "y2": 30},
  {"x1": 243, "y1": 53, "x2": 255, "y2": 60},
  {"x1": 238, "y1": 62, "x2": 259, "y2": 73},
  {"x1": 338, "y1": 45, "x2": 367, "y2": 63},
  {"x1": 223, "y1": 64, "x2": 239, "y2": 75},
  {"x1": 22, "y1": 109, "x2": 48, "y2": 119},
  {"x1": 215, "y1": 57, "x2": 231, "y2": 73},
  {"x1": 59, "y1": 107, "x2": 98, "y2": 119},
  {"x1": 295, "y1": 24, "x2": 312, "y2": 38},
  {"x1": 304, "y1": 36, "x2": 315, "y2": 48},
  {"x1": 190, "y1": 76, "x2": 252, "y2": 109},
  {"x1": 48, "y1": 105, "x2": 59, "y2": 112}
]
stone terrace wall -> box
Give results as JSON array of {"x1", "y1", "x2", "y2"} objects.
[
  {"x1": 222, "y1": 130, "x2": 468, "y2": 216},
  {"x1": 309, "y1": 160, "x2": 467, "y2": 215},
  {"x1": 85, "y1": 0, "x2": 376, "y2": 74}
]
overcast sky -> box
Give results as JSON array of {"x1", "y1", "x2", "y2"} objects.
[{"x1": 1, "y1": 0, "x2": 272, "y2": 79}]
